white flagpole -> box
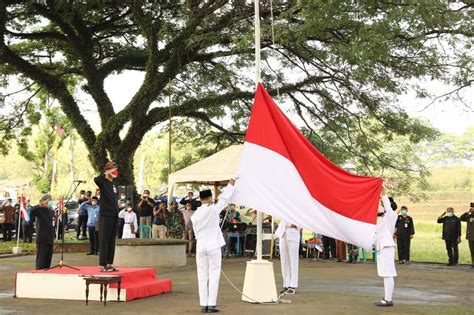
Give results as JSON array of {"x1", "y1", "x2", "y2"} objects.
[
  {"x1": 240, "y1": 1, "x2": 278, "y2": 303},
  {"x1": 13, "y1": 194, "x2": 26, "y2": 254},
  {"x1": 254, "y1": 0, "x2": 263, "y2": 262}
]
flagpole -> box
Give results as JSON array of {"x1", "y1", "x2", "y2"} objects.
[
  {"x1": 240, "y1": 0, "x2": 278, "y2": 304},
  {"x1": 254, "y1": 0, "x2": 263, "y2": 263},
  {"x1": 13, "y1": 193, "x2": 26, "y2": 254}
]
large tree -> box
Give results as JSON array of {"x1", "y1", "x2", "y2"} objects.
[{"x1": 0, "y1": 0, "x2": 472, "y2": 190}]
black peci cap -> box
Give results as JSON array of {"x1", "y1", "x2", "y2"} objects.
[{"x1": 199, "y1": 189, "x2": 212, "y2": 199}]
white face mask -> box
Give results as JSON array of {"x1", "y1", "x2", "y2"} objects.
[{"x1": 91, "y1": 202, "x2": 97, "y2": 207}]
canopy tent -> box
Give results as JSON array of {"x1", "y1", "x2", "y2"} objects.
[{"x1": 167, "y1": 145, "x2": 243, "y2": 202}]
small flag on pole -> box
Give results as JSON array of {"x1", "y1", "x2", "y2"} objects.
[{"x1": 20, "y1": 195, "x2": 29, "y2": 222}]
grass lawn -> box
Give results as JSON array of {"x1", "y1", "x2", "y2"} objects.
[{"x1": 0, "y1": 231, "x2": 89, "y2": 254}]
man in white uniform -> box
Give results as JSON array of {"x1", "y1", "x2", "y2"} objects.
[
  {"x1": 275, "y1": 220, "x2": 301, "y2": 295},
  {"x1": 191, "y1": 179, "x2": 235, "y2": 313},
  {"x1": 375, "y1": 188, "x2": 398, "y2": 307}
]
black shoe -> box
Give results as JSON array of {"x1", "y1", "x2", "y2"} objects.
[
  {"x1": 94, "y1": 252, "x2": 99, "y2": 255},
  {"x1": 86, "y1": 252, "x2": 94, "y2": 255},
  {"x1": 207, "y1": 306, "x2": 220, "y2": 313},
  {"x1": 280, "y1": 287, "x2": 288, "y2": 294},
  {"x1": 447, "y1": 263, "x2": 453, "y2": 266},
  {"x1": 375, "y1": 299, "x2": 394, "y2": 307},
  {"x1": 201, "y1": 306, "x2": 208, "y2": 313}
]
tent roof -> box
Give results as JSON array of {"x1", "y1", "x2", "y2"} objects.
[{"x1": 168, "y1": 145, "x2": 243, "y2": 186}]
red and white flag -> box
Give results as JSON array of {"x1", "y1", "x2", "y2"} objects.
[
  {"x1": 20, "y1": 195, "x2": 29, "y2": 222},
  {"x1": 58, "y1": 197, "x2": 64, "y2": 218},
  {"x1": 231, "y1": 84, "x2": 383, "y2": 250}
]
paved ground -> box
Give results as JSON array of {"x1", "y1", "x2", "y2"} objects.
[{"x1": 0, "y1": 253, "x2": 473, "y2": 314}]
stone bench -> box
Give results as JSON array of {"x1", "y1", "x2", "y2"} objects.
[{"x1": 114, "y1": 239, "x2": 187, "y2": 268}]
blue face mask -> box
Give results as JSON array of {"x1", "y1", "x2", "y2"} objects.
[
  {"x1": 401, "y1": 210, "x2": 408, "y2": 216},
  {"x1": 446, "y1": 212, "x2": 453, "y2": 217},
  {"x1": 48, "y1": 201, "x2": 54, "y2": 208}
]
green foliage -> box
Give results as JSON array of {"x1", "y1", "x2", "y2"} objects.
[{"x1": 418, "y1": 127, "x2": 474, "y2": 167}]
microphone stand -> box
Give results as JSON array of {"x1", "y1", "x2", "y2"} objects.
[{"x1": 45, "y1": 180, "x2": 82, "y2": 271}]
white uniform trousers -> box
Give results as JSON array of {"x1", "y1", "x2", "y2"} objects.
[
  {"x1": 196, "y1": 247, "x2": 222, "y2": 306},
  {"x1": 279, "y1": 237, "x2": 299, "y2": 288},
  {"x1": 376, "y1": 246, "x2": 397, "y2": 277}
]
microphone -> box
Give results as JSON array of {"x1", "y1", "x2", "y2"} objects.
[{"x1": 74, "y1": 180, "x2": 87, "y2": 183}]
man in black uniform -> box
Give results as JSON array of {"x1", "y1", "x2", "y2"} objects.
[
  {"x1": 30, "y1": 194, "x2": 55, "y2": 270},
  {"x1": 395, "y1": 206, "x2": 415, "y2": 264},
  {"x1": 94, "y1": 161, "x2": 119, "y2": 272},
  {"x1": 322, "y1": 235, "x2": 336, "y2": 260},
  {"x1": 437, "y1": 207, "x2": 461, "y2": 266},
  {"x1": 460, "y1": 202, "x2": 474, "y2": 268}
]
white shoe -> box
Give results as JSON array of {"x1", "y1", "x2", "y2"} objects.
[{"x1": 285, "y1": 287, "x2": 296, "y2": 295}]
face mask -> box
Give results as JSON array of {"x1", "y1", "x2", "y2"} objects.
[
  {"x1": 401, "y1": 210, "x2": 408, "y2": 215},
  {"x1": 48, "y1": 201, "x2": 54, "y2": 208},
  {"x1": 80, "y1": 194, "x2": 85, "y2": 198},
  {"x1": 111, "y1": 170, "x2": 119, "y2": 177},
  {"x1": 446, "y1": 212, "x2": 453, "y2": 217},
  {"x1": 143, "y1": 194, "x2": 149, "y2": 198},
  {"x1": 91, "y1": 202, "x2": 97, "y2": 207}
]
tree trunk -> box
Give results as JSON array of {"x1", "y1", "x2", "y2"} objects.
[{"x1": 137, "y1": 153, "x2": 145, "y2": 193}]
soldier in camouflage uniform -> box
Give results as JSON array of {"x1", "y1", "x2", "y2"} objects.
[{"x1": 167, "y1": 201, "x2": 185, "y2": 239}]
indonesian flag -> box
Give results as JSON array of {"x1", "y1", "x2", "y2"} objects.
[
  {"x1": 230, "y1": 84, "x2": 383, "y2": 250},
  {"x1": 20, "y1": 195, "x2": 29, "y2": 222},
  {"x1": 57, "y1": 197, "x2": 64, "y2": 219}
]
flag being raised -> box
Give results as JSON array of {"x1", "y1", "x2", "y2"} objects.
[{"x1": 230, "y1": 84, "x2": 383, "y2": 250}]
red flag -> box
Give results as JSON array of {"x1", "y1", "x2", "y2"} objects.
[{"x1": 231, "y1": 83, "x2": 383, "y2": 250}]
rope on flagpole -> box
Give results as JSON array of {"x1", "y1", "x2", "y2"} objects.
[
  {"x1": 255, "y1": 0, "x2": 261, "y2": 85},
  {"x1": 269, "y1": 0, "x2": 280, "y2": 99}
]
